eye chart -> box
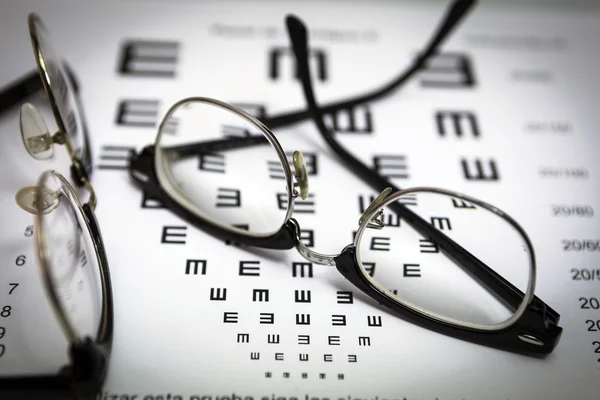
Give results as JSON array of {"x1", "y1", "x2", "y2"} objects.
[{"x1": 0, "y1": 0, "x2": 599, "y2": 399}]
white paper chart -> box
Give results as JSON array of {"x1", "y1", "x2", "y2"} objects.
[{"x1": 1, "y1": 0, "x2": 599, "y2": 399}]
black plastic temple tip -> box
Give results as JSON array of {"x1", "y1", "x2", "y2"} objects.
[
  {"x1": 285, "y1": 15, "x2": 307, "y2": 43},
  {"x1": 448, "y1": 0, "x2": 477, "y2": 26},
  {"x1": 286, "y1": 13, "x2": 319, "y2": 119},
  {"x1": 419, "y1": 0, "x2": 477, "y2": 61},
  {"x1": 286, "y1": 15, "x2": 309, "y2": 64},
  {"x1": 442, "y1": 1, "x2": 476, "y2": 34}
]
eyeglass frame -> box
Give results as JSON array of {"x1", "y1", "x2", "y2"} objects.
[
  {"x1": 0, "y1": 13, "x2": 114, "y2": 399},
  {"x1": 130, "y1": 94, "x2": 560, "y2": 356},
  {"x1": 130, "y1": 0, "x2": 561, "y2": 356},
  {"x1": 128, "y1": 0, "x2": 561, "y2": 355}
]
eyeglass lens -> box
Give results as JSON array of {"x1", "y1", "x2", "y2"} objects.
[
  {"x1": 38, "y1": 172, "x2": 102, "y2": 340},
  {"x1": 155, "y1": 100, "x2": 291, "y2": 237},
  {"x1": 356, "y1": 190, "x2": 532, "y2": 328}
]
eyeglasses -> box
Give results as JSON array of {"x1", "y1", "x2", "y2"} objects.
[
  {"x1": 132, "y1": 2, "x2": 562, "y2": 354},
  {"x1": 284, "y1": 13, "x2": 562, "y2": 354},
  {"x1": 0, "y1": 14, "x2": 113, "y2": 399},
  {"x1": 130, "y1": 95, "x2": 561, "y2": 356},
  {"x1": 128, "y1": 0, "x2": 562, "y2": 355},
  {"x1": 128, "y1": 97, "x2": 563, "y2": 354}
]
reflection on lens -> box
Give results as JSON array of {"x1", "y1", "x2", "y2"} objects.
[
  {"x1": 29, "y1": 14, "x2": 87, "y2": 164},
  {"x1": 356, "y1": 189, "x2": 533, "y2": 329},
  {"x1": 37, "y1": 172, "x2": 101, "y2": 340},
  {"x1": 155, "y1": 99, "x2": 291, "y2": 236}
]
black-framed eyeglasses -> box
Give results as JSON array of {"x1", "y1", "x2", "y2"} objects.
[
  {"x1": 130, "y1": 102, "x2": 561, "y2": 357},
  {"x1": 0, "y1": 14, "x2": 113, "y2": 400},
  {"x1": 128, "y1": 0, "x2": 561, "y2": 355}
]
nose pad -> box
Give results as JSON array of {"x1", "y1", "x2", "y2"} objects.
[
  {"x1": 359, "y1": 187, "x2": 392, "y2": 229},
  {"x1": 20, "y1": 103, "x2": 54, "y2": 160},
  {"x1": 15, "y1": 186, "x2": 60, "y2": 214},
  {"x1": 292, "y1": 151, "x2": 309, "y2": 200}
]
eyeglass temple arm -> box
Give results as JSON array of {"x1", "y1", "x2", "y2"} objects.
[
  {"x1": 0, "y1": 334, "x2": 112, "y2": 399},
  {"x1": 160, "y1": 0, "x2": 476, "y2": 157},
  {"x1": 0, "y1": 61, "x2": 80, "y2": 115},
  {"x1": 287, "y1": 9, "x2": 560, "y2": 323},
  {"x1": 164, "y1": 133, "x2": 269, "y2": 157},
  {"x1": 270, "y1": 0, "x2": 477, "y2": 127},
  {"x1": 0, "y1": 70, "x2": 42, "y2": 114},
  {"x1": 0, "y1": 375, "x2": 75, "y2": 399}
]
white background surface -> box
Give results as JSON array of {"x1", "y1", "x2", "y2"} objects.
[{"x1": 0, "y1": 1, "x2": 599, "y2": 399}]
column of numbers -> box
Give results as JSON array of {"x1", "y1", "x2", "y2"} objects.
[{"x1": 0, "y1": 224, "x2": 31, "y2": 367}]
